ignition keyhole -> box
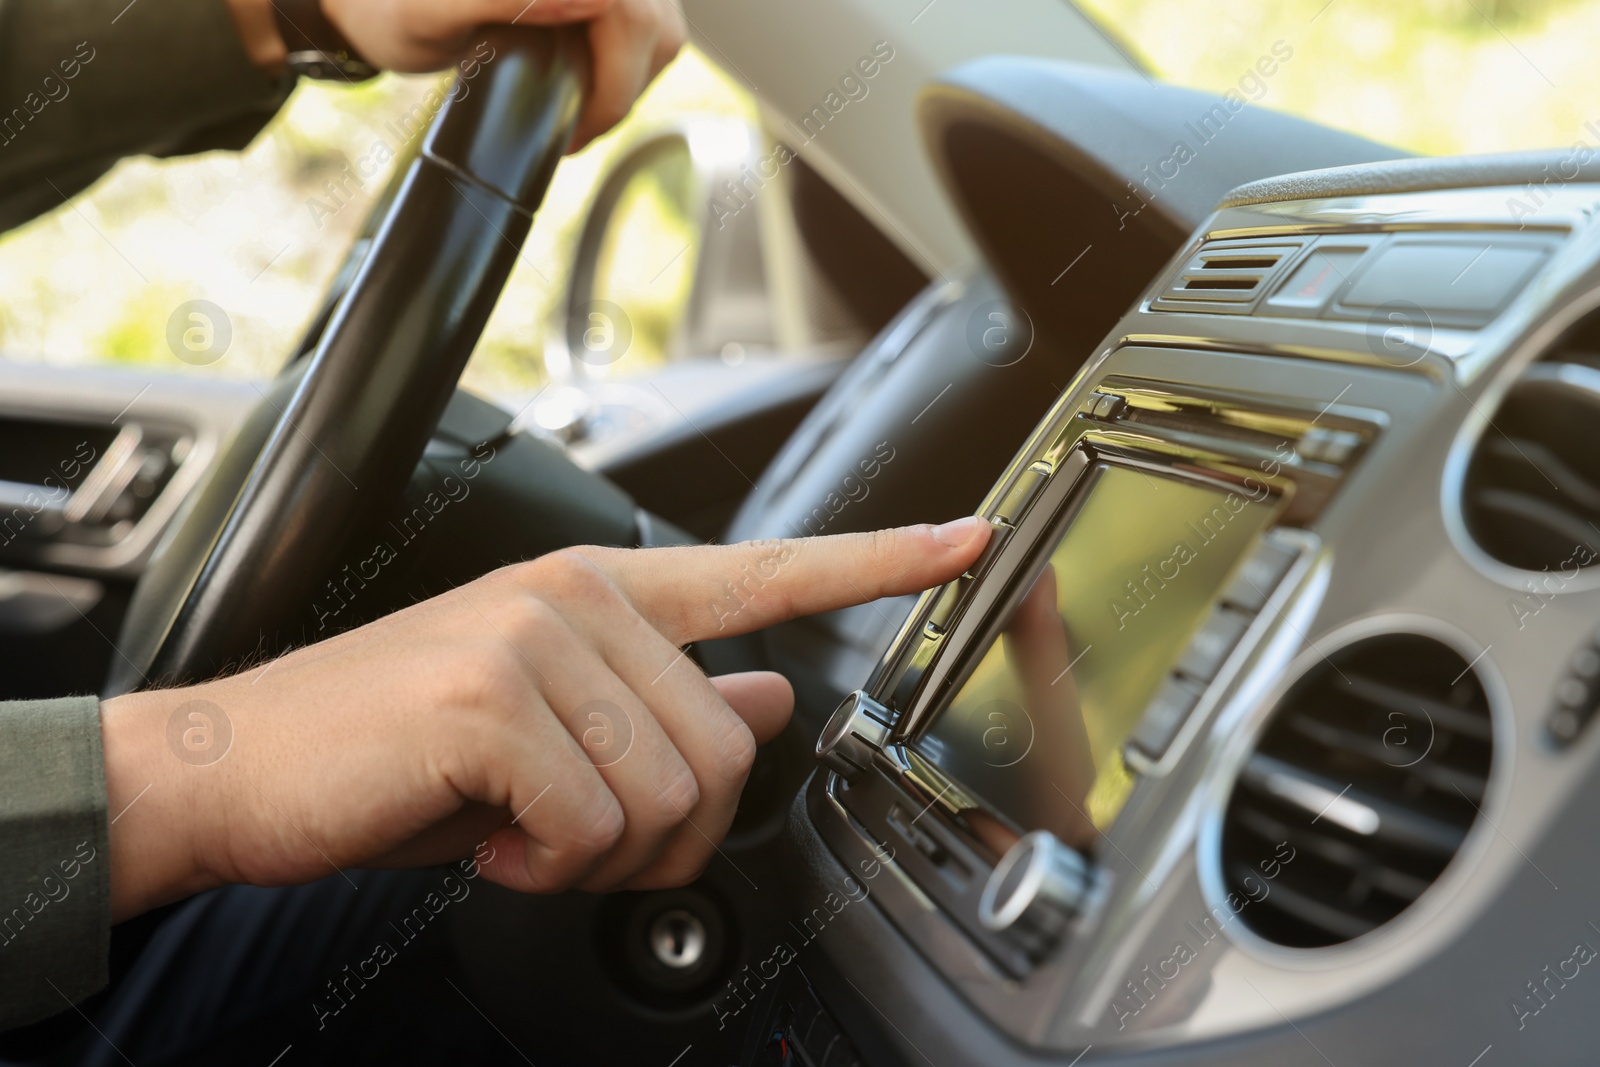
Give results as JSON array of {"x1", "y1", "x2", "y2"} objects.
[{"x1": 648, "y1": 908, "x2": 707, "y2": 970}]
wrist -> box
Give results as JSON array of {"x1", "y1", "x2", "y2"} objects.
[
  {"x1": 225, "y1": 0, "x2": 289, "y2": 76},
  {"x1": 101, "y1": 688, "x2": 226, "y2": 922}
]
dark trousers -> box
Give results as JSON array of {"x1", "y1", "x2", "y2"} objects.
[{"x1": 0, "y1": 870, "x2": 550, "y2": 1066}]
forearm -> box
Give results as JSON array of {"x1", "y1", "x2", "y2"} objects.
[{"x1": 100, "y1": 688, "x2": 219, "y2": 923}]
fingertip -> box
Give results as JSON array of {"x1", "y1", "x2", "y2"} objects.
[
  {"x1": 929, "y1": 514, "x2": 989, "y2": 550},
  {"x1": 882, "y1": 516, "x2": 992, "y2": 600},
  {"x1": 919, "y1": 515, "x2": 991, "y2": 569},
  {"x1": 709, "y1": 671, "x2": 794, "y2": 744},
  {"x1": 475, "y1": 826, "x2": 536, "y2": 892}
]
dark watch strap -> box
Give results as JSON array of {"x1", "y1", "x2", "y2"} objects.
[{"x1": 270, "y1": 0, "x2": 379, "y2": 81}]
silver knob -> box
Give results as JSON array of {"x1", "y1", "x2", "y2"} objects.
[
  {"x1": 816, "y1": 691, "x2": 892, "y2": 779},
  {"x1": 978, "y1": 830, "x2": 1093, "y2": 958}
]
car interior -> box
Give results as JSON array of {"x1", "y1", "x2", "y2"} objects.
[{"x1": 3, "y1": 1, "x2": 1600, "y2": 1063}]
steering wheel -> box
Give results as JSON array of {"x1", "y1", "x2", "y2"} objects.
[{"x1": 106, "y1": 27, "x2": 588, "y2": 694}]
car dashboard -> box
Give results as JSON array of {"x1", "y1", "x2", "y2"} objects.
[{"x1": 774, "y1": 160, "x2": 1600, "y2": 1066}]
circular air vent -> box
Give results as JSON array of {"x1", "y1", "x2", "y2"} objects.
[
  {"x1": 1463, "y1": 305, "x2": 1600, "y2": 572},
  {"x1": 1219, "y1": 634, "x2": 1493, "y2": 949}
]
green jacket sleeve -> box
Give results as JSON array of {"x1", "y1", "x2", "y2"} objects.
[
  {"x1": 0, "y1": 0, "x2": 292, "y2": 233},
  {"x1": 0, "y1": 696, "x2": 110, "y2": 1030}
]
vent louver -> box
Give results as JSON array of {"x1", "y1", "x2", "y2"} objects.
[
  {"x1": 1152, "y1": 242, "x2": 1299, "y2": 314},
  {"x1": 1220, "y1": 634, "x2": 1493, "y2": 948},
  {"x1": 1463, "y1": 305, "x2": 1600, "y2": 571}
]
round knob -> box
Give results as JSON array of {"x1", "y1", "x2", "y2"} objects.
[
  {"x1": 978, "y1": 830, "x2": 1092, "y2": 957},
  {"x1": 816, "y1": 691, "x2": 892, "y2": 779}
]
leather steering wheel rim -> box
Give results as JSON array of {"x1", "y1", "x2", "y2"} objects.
[{"x1": 106, "y1": 27, "x2": 588, "y2": 694}]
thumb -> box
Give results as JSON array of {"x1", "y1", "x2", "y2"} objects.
[{"x1": 710, "y1": 671, "x2": 794, "y2": 745}]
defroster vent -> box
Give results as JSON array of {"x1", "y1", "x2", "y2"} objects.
[{"x1": 1151, "y1": 241, "x2": 1300, "y2": 314}]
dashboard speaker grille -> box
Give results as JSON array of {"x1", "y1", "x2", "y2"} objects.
[
  {"x1": 1219, "y1": 634, "x2": 1492, "y2": 948},
  {"x1": 1462, "y1": 305, "x2": 1600, "y2": 572}
]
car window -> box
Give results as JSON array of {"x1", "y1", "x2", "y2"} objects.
[
  {"x1": 586, "y1": 142, "x2": 701, "y2": 370},
  {"x1": 1072, "y1": 0, "x2": 1598, "y2": 155},
  {"x1": 0, "y1": 47, "x2": 757, "y2": 402},
  {"x1": 463, "y1": 50, "x2": 759, "y2": 401}
]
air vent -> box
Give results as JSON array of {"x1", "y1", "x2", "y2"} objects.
[
  {"x1": 1151, "y1": 241, "x2": 1300, "y2": 314},
  {"x1": 1462, "y1": 305, "x2": 1600, "y2": 571},
  {"x1": 1219, "y1": 634, "x2": 1493, "y2": 948}
]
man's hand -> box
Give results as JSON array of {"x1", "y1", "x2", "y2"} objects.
[
  {"x1": 227, "y1": 0, "x2": 686, "y2": 151},
  {"x1": 100, "y1": 518, "x2": 990, "y2": 921}
]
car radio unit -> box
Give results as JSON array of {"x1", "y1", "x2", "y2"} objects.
[{"x1": 811, "y1": 368, "x2": 1379, "y2": 982}]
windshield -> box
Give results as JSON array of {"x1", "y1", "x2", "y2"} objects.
[{"x1": 1072, "y1": 0, "x2": 1597, "y2": 155}]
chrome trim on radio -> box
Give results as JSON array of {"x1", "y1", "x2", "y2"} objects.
[{"x1": 803, "y1": 353, "x2": 1391, "y2": 1044}]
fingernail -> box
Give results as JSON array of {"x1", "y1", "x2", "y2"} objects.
[{"x1": 931, "y1": 515, "x2": 984, "y2": 547}]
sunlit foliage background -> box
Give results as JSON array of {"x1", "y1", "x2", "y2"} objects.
[{"x1": 1074, "y1": 0, "x2": 1600, "y2": 156}]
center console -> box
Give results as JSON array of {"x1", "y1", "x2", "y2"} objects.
[
  {"x1": 819, "y1": 372, "x2": 1375, "y2": 965},
  {"x1": 799, "y1": 164, "x2": 1600, "y2": 1060}
]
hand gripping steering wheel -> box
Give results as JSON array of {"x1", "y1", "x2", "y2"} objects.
[{"x1": 107, "y1": 28, "x2": 587, "y2": 693}]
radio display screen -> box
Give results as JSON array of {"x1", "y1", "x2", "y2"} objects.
[{"x1": 913, "y1": 463, "x2": 1275, "y2": 849}]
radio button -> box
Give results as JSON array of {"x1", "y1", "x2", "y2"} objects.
[
  {"x1": 1299, "y1": 427, "x2": 1363, "y2": 466},
  {"x1": 969, "y1": 518, "x2": 1013, "y2": 579},
  {"x1": 1222, "y1": 538, "x2": 1298, "y2": 612},
  {"x1": 924, "y1": 520, "x2": 1011, "y2": 637},
  {"x1": 924, "y1": 579, "x2": 969, "y2": 636},
  {"x1": 978, "y1": 830, "x2": 1093, "y2": 959},
  {"x1": 1087, "y1": 392, "x2": 1125, "y2": 420},
  {"x1": 1178, "y1": 607, "x2": 1252, "y2": 682},
  {"x1": 1548, "y1": 638, "x2": 1600, "y2": 747},
  {"x1": 890, "y1": 635, "x2": 941, "y2": 711},
  {"x1": 816, "y1": 691, "x2": 893, "y2": 779},
  {"x1": 1126, "y1": 675, "x2": 1205, "y2": 761},
  {"x1": 996, "y1": 463, "x2": 1051, "y2": 525},
  {"x1": 886, "y1": 802, "x2": 948, "y2": 864}
]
